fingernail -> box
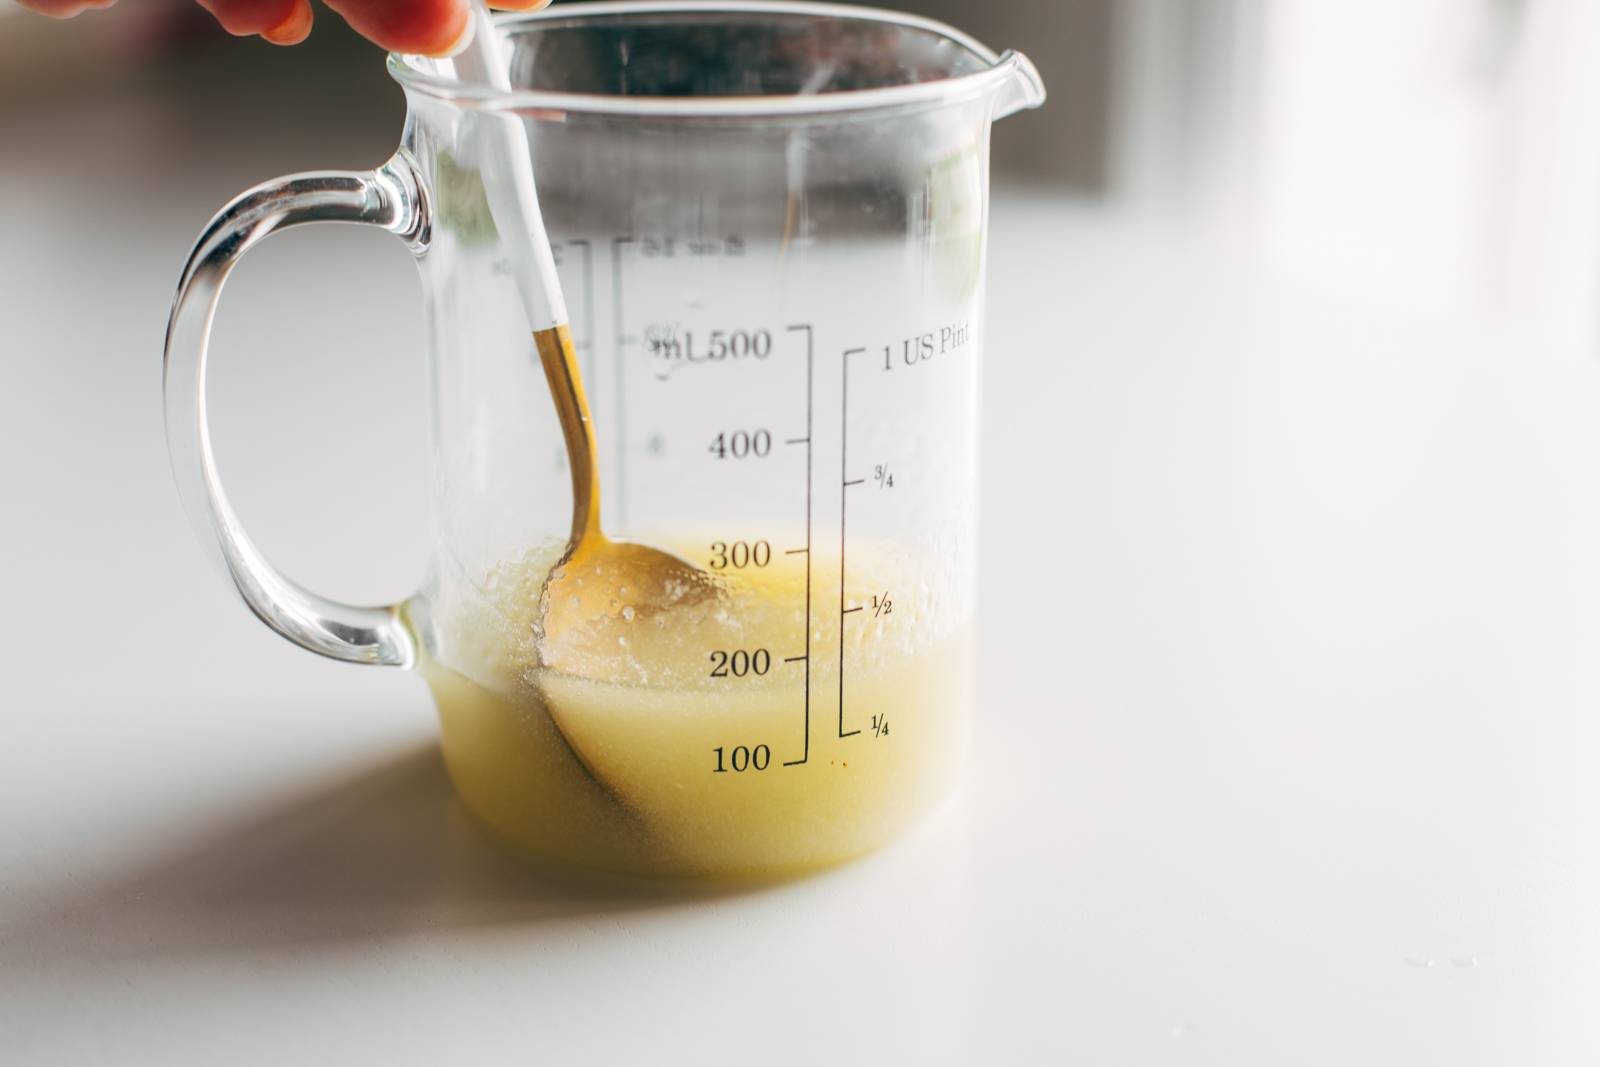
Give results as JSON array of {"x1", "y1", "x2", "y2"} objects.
[
  {"x1": 261, "y1": 1, "x2": 312, "y2": 46},
  {"x1": 438, "y1": 10, "x2": 478, "y2": 58}
]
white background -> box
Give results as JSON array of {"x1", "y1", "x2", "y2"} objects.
[{"x1": 7, "y1": 18, "x2": 1600, "y2": 1065}]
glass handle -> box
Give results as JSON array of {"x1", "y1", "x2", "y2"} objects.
[{"x1": 162, "y1": 155, "x2": 430, "y2": 667}]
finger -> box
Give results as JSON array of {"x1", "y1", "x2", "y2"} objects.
[
  {"x1": 193, "y1": 0, "x2": 308, "y2": 41},
  {"x1": 14, "y1": 0, "x2": 118, "y2": 17},
  {"x1": 319, "y1": 0, "x2": 466, "y2": 56},
  {"x1": 262, "y1": 0, "x2": 313, "y2": 45},
  {"x1": 321, "y1": 0, "x2": 551, "y2": 57},
  {"x1": 228, "y1": 0, "x2": 545, "y2": 50}
]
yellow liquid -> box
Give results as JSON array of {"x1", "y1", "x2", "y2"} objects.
[
  {"x1": 420, "y1": 326, "x2": 970, "y2": 878},
  {"x1": 419, "y1": 547, "x2": 971, "y2": 879}
]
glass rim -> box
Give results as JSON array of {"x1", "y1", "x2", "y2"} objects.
[{"x1": 386, "y1": 0, "x2": 1019, "y2": 117}]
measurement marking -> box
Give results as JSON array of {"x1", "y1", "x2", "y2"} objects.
[
  {"x1": 839, "y1": 345, "x2": 866, "y2": 740},
  {"x1": 784, "y1": 324, "x2": 815, "y2": 767},
  {"x1": 784, "y1": 655, "x2": 809, "y2": 663},
  {"x1": 842, "y1": 606, "x2": 864, "y2": 614},
  {"x1": 785, "y1": 547, "x2": 809, "y2": 555},
  {"x1": 569, "y1": 238, "x2": 596, "y2": 384},
  {"x1": 843, "y1": 478, "x2": 865, "y2": 487},
  {"x1": 610, "y1": 236, "x2": 635, "y2": 527}
]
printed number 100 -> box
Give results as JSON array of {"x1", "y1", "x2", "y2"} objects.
[{"x1": 713, "y1": 745, "x2": 771, "y2": 773}]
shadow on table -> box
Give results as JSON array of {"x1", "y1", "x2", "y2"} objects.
[{"x1": 8, "y1": 742, "x2": 768, "y2": 961}]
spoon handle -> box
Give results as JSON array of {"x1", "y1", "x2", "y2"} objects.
[
  {"x1": 534, "y1": 326, "x2": 603, "y2": 545},
  {"x1": 451, "y1": 0, "x2": 570, "y2": 331},
  {"x1": 452, "y1": 3, "x2": 597, "y2": 543}
]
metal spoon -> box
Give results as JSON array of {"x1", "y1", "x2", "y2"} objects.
[{"x1": 454, "y1": 3, "x2": 716, "y2": 674}]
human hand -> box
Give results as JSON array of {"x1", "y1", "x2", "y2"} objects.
[{"x1": 16, "y1": 0, "x2": 552, "y2": 56}]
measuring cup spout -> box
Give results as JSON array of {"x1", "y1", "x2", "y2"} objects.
[{"x1": 991, "y1": 50, "x2": 1047, "y2": 121}]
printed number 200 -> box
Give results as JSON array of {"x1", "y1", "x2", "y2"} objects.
[{"x1": 709, "y1": 649, "x2": 771, "y2": 677}]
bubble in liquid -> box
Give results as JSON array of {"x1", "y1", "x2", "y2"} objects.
[{"x1": 622, "y1": 606, "x2": 636, "y2": 622}]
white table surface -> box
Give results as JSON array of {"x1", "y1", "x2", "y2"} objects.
[{"x1": 6, "y1": 73, "x2": 1600, "y2": 1067}]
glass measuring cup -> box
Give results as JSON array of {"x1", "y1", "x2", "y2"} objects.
[{"x1": 164, "y1": 0, "x2": 1044, "y2": 878}]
